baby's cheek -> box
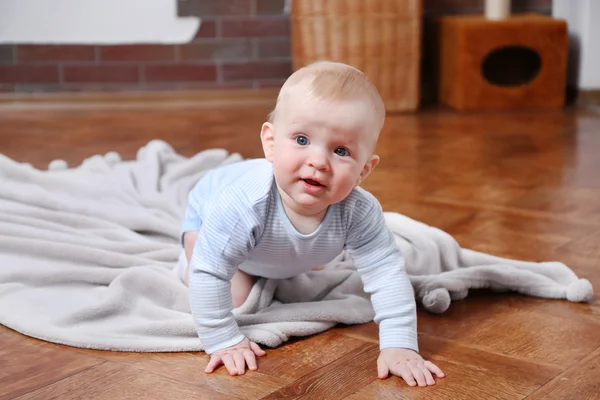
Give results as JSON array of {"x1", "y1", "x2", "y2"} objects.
[{"x1": 338, "y1": 171, "x2": 359, "y2": 190}]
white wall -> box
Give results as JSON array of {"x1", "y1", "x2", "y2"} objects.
[
  {"x1": 0, "y1": 0, "x2": 200, "y2": 44},
  {"x1": 553, "y1": 0, "x2": 600, "y2": 90}
]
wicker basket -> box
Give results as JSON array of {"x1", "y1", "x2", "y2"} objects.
[{"x1": 290, "y1": 0, "x2": 422, "y2": 112}]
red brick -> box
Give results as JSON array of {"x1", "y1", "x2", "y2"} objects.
[
  {"x1": 0, "y1": 65, "x2": 59, "y2": 84},
  {"x1": 144, "y1": 64, "x2": 217, "y2": 82},
  {"x1": 194, "y1": 19, "x2": 217, "y2": 39},
  {"x1": 63, "y1": 65, "x2": 139, "y2": 83},
  {"x1": 179, "y1": 40, "x2": 252, "y2": 61},
  {"x1": 256, "y1": 0, "x2": 286, "y2": 14},
  {"x1": 222, "y1": 60, "x2": 291, "y2": 80},
  {"x1": 222, "y1": 16, "x2": 289, "y2": 38},
  {"x1": 179, "y1": 0, "x2": 251, "y2": 16},
  {"x1": 257, "y1": 78, "x2": 286, "y2": 87},
  {"x1": 143, "y1": 81, "x2": 254, "y2": 90},
  {"x1": 258, "y1": 38, "x2": 290, "y2": 58},
  {"x1": 100, "y1": 45, "x2": 175, "y2": 62},
  {"x1": 0, "y1": 46, "x2": 15, "y2": 64},
  {"x1": 17, "y1": 45, "x2": 95, "y2": 62}
]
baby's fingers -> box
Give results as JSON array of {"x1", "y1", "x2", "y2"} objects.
[
  {"x1": 205, "y1": 354, "x2": 222, "y2": 373},
  {"x1": 391, "y1": 363, "x2": 416, "y2": 387},
  {"x1": 419, "y1": 365, "x2": 436, "y2": 386},
  {"x1": 425, "y1": 361, "x2": 445, "y2": 378},
  {"x1": 233, "y1": 351, "x2": 246, "y2": 375},
  {"x1": 244, "y1": 349, "x2": 258, "y2": 371},
  {"x1": 250, "y1": 341, "x2": 266, "y2": 356},
  {"x1": 377, "y1": 357, "x2": 390, "y2": 379},
  {"x1": 221, "y1": 353, "x2": 238, "y2": 375},
  {"x1": 408, "y1": 363, "x2": 427, "y2": 387}
]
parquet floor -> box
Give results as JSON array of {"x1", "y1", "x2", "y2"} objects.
[{"x1": 0, "y1": 91, "x2": 599, "y2": 399}]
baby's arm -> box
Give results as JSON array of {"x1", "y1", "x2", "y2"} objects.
[
  {"x1": 346, "y1": 199, "x2": 418, "y2": 352},
  {"x1": 183, "y1": 230, "x2": 256, "y2": 308},
  {"x1": 187, "y1": 194, "x2": 264, "y2": 375},
  {"x1": 345, "y1": 195, "x2": 444, "y2": 386}
]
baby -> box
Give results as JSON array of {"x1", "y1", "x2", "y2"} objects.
[{"x1": 178, "y1": 61, "x2": 445, "y2": 387}]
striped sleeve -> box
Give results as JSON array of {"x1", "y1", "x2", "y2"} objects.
[
  {"x1": 188, "y1": 189, "x2": 260, "y2": 354},
  {"x1": 345, "y1": 196, "x2": 418, "y2": 352}
]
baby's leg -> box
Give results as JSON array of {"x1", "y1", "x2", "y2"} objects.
[
  {"x1": 229, "y1": 268, "x2": 257, "y2": 308},
  {"x1": 183, "y1": 231, "x2": 256, "y2": 308}
]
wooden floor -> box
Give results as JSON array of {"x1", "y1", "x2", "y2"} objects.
[{"x1": 1, "y1": 92, "x2": 599, "y2": 399}]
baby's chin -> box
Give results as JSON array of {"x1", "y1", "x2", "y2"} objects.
[
  {"x1": 286, "y1": 194, "x2": 331, "y2": 211},
  {"x1": 291, "y1": 193, "x2": 328, "y2": 206},
  {"x1": 296, "y1": 193, "x2": 353, "y2": 209}
]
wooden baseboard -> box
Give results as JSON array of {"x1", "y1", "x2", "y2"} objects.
[{"x1": 0, "y1": 88, "x2": 280, "y2": 111}]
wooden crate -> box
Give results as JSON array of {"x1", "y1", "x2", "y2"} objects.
[
  {"x1": 290, "y1": 0, "x2": 423, "y2": 112},
  {"x1": 435, "y1": 13, "x2": 568, "y2": 110}
]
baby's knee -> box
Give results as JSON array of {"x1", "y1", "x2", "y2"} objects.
[{"x1": 231, "y1": 270, "x2": 256, "y2": 308}]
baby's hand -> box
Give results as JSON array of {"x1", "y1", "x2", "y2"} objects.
[
  {"x1": 205, "y1": 337, "x2": 266, "y2": 376},
  {"x1": 377, "y1": 347, "x2": 445, "y2": 387}
]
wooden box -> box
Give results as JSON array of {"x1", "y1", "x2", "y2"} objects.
[
  {"x1": 435, "y1": 13, "x2": 568, "y2": 111},
  {"x1": 291, "y1": 0, "x2": 423, "y2": 112}
]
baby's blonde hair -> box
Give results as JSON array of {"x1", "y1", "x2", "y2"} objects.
[{"x1": 269, "y1": 61, "x2": 386, "y2": 132}]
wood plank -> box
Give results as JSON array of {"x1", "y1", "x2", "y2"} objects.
[
  {"x1": 416, "y1": 296, "x2": 600, "y2": 367},
  {"x1": 74, "y1": 332, "x2": 367, "y2": 398},
  {"x1": 252, "y1": 331, "x2": 367, "y2": 381},
  {"x1": 75, "y1": 348, "x2": 289, "y2": 400},
  {"x1": 343, "y1": 333, "x2": 562, "y2": 400},
  {"x1": 0, "y1": 327, "x2": 104, "y2": 400},
  {"x1": 14, "y1": 362, "x2": 236, "y2": 400},
  {"x1": 260, "y1": 343, "x2": 380, "y2": 400},
  {"x1": 558, "y1": 229, "x2": 600, "y2": 258},
  {"x1": 449, "y1": 209, "x2": 598, "y2": 248},
  {"x1": 337, "y1": 296, "x2": 600, "y2": 371},
  {"x1": 0, "y1": 107, "x2": 268, "y2": 169},
  {"x1": 525, "y1": 346, "x2": 600, "y2": 400},
  {"x1": 447, "y1": 211, "x2": 599, "y2": 264}
]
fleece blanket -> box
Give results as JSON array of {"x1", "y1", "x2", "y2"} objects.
[{"x1": 0, "y1": 140, "x2": 593, "y2": 352}]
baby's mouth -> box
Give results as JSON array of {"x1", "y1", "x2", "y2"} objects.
[{"x1": 302, "y1": 178, "x2": 324, "y2": 187}]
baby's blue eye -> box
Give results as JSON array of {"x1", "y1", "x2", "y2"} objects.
[
  {"x1": 296, "y1": 136, "x2": 308, "y2": 146},
  {"x1": 334, "y1": 147, "x2": 348, "y2": 157}
]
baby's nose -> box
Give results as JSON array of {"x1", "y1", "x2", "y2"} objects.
[{"x1": 307, "y1": 154, "x2": 328, "y2": 170}]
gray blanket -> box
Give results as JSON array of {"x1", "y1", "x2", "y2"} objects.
[{"x1": 0, "y1": 140, "x2": 593, "y2": 352}]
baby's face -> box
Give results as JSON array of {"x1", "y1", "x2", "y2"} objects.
[{"x1": 267, "y1": 96, "x2": 379, "y2": 214}]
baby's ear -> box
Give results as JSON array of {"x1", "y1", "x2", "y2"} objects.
[
  {"x1": 356, "y1": 155, "x2": 380, "y2": 186},
  {"x1": 260, "y1": 122, "x2": 275, "y2": 161}
]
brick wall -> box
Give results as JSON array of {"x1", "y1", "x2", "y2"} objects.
[{"x1": 0, "y1": 0, "x2": 551, "y2": 95}]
